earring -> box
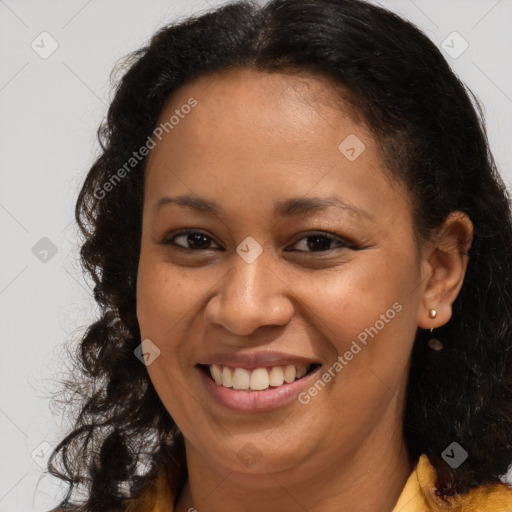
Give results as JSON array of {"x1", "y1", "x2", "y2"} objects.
[
  {"x1": 427, "y1": 308, "x2": 443, "y2": 351},
  {"x1": 429, "y1": 309, "x2": 437, "y2": 333}
]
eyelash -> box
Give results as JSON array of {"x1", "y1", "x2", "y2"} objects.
[{"x1": 160, "y1": 229, "x2": 354, "y2": 253}]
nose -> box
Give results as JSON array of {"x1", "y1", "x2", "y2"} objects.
[{"x1": 204, "y1": 252, "x2": 294, "y2": 337}]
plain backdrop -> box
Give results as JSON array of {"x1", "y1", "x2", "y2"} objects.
[{"x1": 1, "y1": 0, "x2": 511, "y2": 510}]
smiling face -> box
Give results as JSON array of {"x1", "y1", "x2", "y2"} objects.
[{"x1": 136, "y1": 68, "x2": 426, "y2": 481}]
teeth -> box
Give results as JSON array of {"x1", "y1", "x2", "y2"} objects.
[
  {"x1": 269, "y1": 366, "x2": 284, "y2": 386},
  {"x1": 250, "y1": 368, "x2": 270, "y2": 390},
  {"x1": 296, "y1": 366, "x2": 307, "y2": 379},
  {"x1": 232, "y1": 368, "x2": 250, "y2": 390},
  {"x1": 222, "y1": 366, "x2": 233, "y2": 388},
  {"x1": 208, "y1": 364, "x2": 311, "y2": 391},
  {"x1": 283, "y1": 365, "x2": 296, "y2": 383},
  {"x1": 211, "y1": 364, "x2": 223, "y2": 385}
]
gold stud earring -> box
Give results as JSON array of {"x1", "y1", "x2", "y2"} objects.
[
  {"x1": 428, "y1": 309, "x2": 437, "y2": 332},
  {"x1": 427, "y1": 308, "x2": 443, "y2": 350}
]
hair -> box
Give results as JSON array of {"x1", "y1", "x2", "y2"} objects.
[{"x1": 48, "y1": 0, "x2": 512, "y2": 510}]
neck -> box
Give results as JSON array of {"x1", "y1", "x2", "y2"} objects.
[{"x1": 174, "y1": 425, "x2": 413, "y2": 512}]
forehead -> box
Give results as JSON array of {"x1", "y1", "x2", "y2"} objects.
[
  {"x1": 143, "y1": 68, "x2": 411, "y2": 226},
  {"x1": 155, "y1": 68, "x2": 360, "y2": 146}
]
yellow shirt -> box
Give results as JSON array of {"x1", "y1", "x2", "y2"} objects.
[{"x1": 122, "y1": 454, "x2": 512, "y2": 512}]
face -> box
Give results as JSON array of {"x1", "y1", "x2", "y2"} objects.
[{"x1": 136, "y1": 68, "x2": 425, "y2": 479}]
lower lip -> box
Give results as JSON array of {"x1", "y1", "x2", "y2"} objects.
[{"x1": 198, "y1": 366, "x2": 321, "y2": 412}]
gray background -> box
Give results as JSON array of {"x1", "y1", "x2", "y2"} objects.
[{"x1": 1, "y1": 0, "x2": 511, "y2": 510}]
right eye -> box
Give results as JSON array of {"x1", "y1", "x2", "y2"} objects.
[{"x1": 161, "y1": 230, "x2": 222, "y2": 251}]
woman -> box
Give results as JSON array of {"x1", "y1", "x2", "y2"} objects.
[{"x1": 48, "y1": 0, "x2": 512, "y2": 511}]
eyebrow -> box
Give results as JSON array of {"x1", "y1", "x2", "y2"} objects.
[{"x1": 153, "y1": 194, "x2": 374, "y2": 220}]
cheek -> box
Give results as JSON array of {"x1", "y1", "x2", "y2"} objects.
[
  {"x1": 135, "y1": 257, "x2": 203, "y2": 423},
  {"x1": 294, "y1": 251, "x2": 420, "y2": 434},
  {"x1": 136, "y1": 257, "x2": 198, "y2": 340},
  {"x1": 300, "y1": 248, "x2": 420, "y2": 368},
  {"x1": 136, "y1": 259, "x2": 201, "y2": 408}
]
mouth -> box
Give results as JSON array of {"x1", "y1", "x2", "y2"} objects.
[{"x1": 197, "y1": 363, "x2": 321, "y2": 391}]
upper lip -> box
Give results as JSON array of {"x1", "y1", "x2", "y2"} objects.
[{"x1": 196, "y1": 350, "x2": 321, "y2": 369}]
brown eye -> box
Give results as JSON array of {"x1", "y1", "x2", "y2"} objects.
[
  {"x1": 287, "y1": 232, "x2": 352, "y2": 253},
  {"x1": 161, "y1": 230, "x2": 222, "y2": 251}
]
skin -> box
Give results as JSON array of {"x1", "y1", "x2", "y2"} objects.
[{"x1": 136, "y1": 68, "x2": 473, "y2": 512}]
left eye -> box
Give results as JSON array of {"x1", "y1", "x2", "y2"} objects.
[
  {"x1": 287, "y1": 232, "x2": 351, "y2": 252},
  {"x1": 162, "y1": 230, "x2": 351, "y2": 253},
  {"x1": 164, "y1": 230, "x2": 222, "y2": 251}
]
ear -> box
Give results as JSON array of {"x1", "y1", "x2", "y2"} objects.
[{"x1": 417, "y1": 211, "x2": 474, "y2": 330}]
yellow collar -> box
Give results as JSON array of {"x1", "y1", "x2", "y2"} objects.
[
  {"x1": 125, "y1": 454, "x2": 512, "y2": 512},
  {"x1": 393, "y1": 454, "x2": 512, "y2": 511}
]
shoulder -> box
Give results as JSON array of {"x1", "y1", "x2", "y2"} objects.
[
  {"x1": 46, "y1": 466, "x2": 177, "y2": 512},
  {"x1": 416, "y1": 454, "x2": 512, "y2": 512}
]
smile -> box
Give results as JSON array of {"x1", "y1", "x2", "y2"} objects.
[
  {"x1": 197, "y1": 362, "x2": 322, "y2": 412},
  {"x1": 201, "y1": 363, "x2": 318, "y2": 391}
]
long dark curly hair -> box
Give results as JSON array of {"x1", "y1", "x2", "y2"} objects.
[{"x1": 48, "y1": 0, "x2": 512, "y2": 510}]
